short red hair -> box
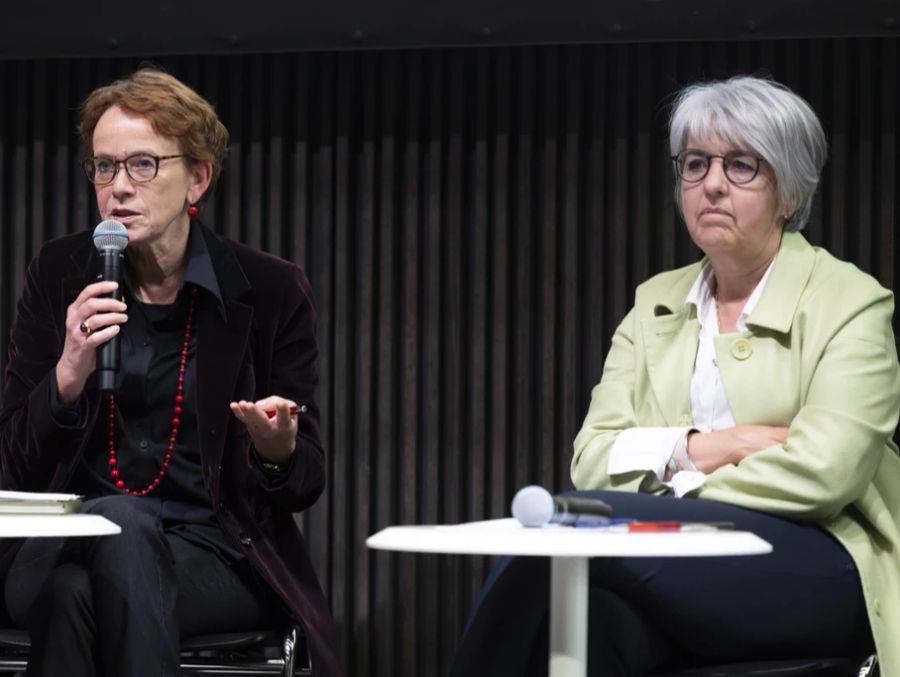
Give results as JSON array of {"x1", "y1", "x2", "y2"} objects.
[{"x1": 78, "y1": 68, "x2": 229, "y2": 191}]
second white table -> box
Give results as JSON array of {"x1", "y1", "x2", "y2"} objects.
[{"x1": 367, "y1": 518, "x2": 772, "y2": 677}]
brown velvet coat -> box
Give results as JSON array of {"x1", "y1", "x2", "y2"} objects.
[{"x1": 0, "y1": 223, "x2": 342, "y2": 677}]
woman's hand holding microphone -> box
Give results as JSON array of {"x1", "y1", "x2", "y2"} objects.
[{"x1": 55, "y1": 281, "x2": 128, "y2": 406}]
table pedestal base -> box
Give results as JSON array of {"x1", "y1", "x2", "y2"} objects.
[{"x1": 550, "y1": 556, "x2": 588, "y2": 677}]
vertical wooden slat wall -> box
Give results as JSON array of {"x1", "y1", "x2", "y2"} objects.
[{"x1": 1, "y1": 37, "x2": 898, "y2": 676}]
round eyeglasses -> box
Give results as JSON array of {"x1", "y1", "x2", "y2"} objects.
[
  {"x1": 81, "y1": 154, "x2": 187, "y2": 185},
  {"x1": 671, "y1": 150, "x2": 763, "y2": 185}
]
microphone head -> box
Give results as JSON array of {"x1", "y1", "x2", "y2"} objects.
[
  {"x1": 511, "y1": 485, "x2": 555, "y2": 528},
  {"x1": 93, "y1": 219, "x2": 129, "y2": 253}
]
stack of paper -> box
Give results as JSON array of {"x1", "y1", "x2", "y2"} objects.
[{"x1": 0, "y1": 490, "x2": 83, "y2": 514}]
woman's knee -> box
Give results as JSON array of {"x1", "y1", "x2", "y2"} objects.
[
  {"x1": 82, "y1": 494, "x2": 157, "y2": 528},
  {"x1": 80, "y1": 496, "x2": 169, "y2": 564},
  {"x1": 587, "y1": 588, "x2": 674, "y2": 676},
  {"x1": 28, "y1": 563, "x2": 93, "y2": 629}
]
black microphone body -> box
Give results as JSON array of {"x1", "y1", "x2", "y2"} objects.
[
  {"x1": 554, "y1": 494, "x2": 614, "y2": 520},
  {"x1": 92, "y1": 220, "x2": 129, "y2": 391},
  {"x1": 511, "y1": 485, "x2": 613, "y2": 527}
]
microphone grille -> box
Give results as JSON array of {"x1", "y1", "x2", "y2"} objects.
[
  {"x1": 93, "y1": 220, "x2": 129, "y2": 253},
  {"x1": 511, "y1": 485, "x2": 554, "y2": 528}
]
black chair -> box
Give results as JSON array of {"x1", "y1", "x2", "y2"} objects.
[
  {"x1": 653, "y1": 654, "x2": 877, "y2": 677},
  {"x1": 0, "y1": 626, "x2": 310, "y2": 676}
]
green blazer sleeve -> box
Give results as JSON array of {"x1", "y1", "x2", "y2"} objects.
[
  {"x1": 571, "y1": 262, "x2": 701, "y2": 493},
  {"x1": 696, "y1": 283, "x2": 900, "y2": 523},
  {"x1": 571, "y1": 308, "x2": 654, "y2": 492}
]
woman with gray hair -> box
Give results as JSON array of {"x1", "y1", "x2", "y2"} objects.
[{"x1": 450, "y1": 76, "x2": 899, "y2": 675}]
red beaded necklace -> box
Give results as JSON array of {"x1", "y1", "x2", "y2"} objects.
[{"x1": 106, "y1": 285, "x2": 198, "y2": 496}]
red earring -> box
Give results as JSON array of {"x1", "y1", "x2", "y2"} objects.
[{"x1": 187, "y1": 204, "x2": 199, "y2": 218}]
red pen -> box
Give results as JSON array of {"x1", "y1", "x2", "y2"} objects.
[
  {"x1": 626, "y1": 521, "x2": 683, "y2": 532},
  {"x1": 620, "y1": 521, "x2": 734, "y2": 533},
  {"x1": 265, "y1": 405, "x2": 300, "y2": 419}
]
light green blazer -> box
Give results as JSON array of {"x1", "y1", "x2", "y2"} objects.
[{"x1": 572, "y1": 231, "x2": 900, "y2": 673}]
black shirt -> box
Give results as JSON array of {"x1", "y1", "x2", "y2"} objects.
[{"x1": 59, "y1": 225, "x2": 242, "y2": 562}]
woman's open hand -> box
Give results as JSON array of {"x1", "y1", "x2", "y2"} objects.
[{"x1": 229, "y1": 396, "x2": 299, "y2": 463}]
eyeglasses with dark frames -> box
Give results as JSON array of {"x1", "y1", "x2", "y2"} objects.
[
  {"x1": 671, "y1": 150, "x2": 763, "y2": 185},
  {"x1": 81, "y1": 154, "x2": 187, "y2": 185}
]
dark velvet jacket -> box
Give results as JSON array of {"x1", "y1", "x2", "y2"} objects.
[{"x1": 0, "y1": 222, "x2": 342, "y2": 677}]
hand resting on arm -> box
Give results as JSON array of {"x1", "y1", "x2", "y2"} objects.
[{"x1": 687, "y1": 424, "x2": 790, "y2": 474}]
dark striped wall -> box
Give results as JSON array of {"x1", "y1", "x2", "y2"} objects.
[{"x1": 1, "y1": 37, "x2": 898, "y2": 676}]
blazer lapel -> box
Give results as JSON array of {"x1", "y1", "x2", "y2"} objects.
[
  {"x1": 642, "y1": 311, "x2": 700, "y2": 426},
  {"x1": 62, "y1": 236, "x2": 99, "y2": 308},
  {"x1": 721, "y1": 231, "x2": 816, "y2": 424},
  {"x1": 639, "y1": 264, "x2": 703, "y2": 426},
  {"x1": 744, "y1": 231, "x2": 816, "y2": 335},
  {"x1": 193, "y1": 224, "x2": 254, "y2": 469},
  {"x1": 196, "y1": 298, "x2": 253, "y2": 468}
]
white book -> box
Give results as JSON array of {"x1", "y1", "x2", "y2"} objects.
[{"x1": 0, "y1": 490, "x2": 83, "y2": 514}]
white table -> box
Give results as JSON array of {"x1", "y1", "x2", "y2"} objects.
[
  {"x1": 367, "y1": 518, "x2": 772, "y2": 677},
  {"x1": 0, "y1": 513, "x2": 121, "y2": 538}
]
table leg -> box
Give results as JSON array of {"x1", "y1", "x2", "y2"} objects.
[{"x1": 549, "y1": 556, "x2": 588, "y2": 677}]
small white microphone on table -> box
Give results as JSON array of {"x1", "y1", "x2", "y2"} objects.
[{"x1": 511, "y1": 485, "x2": 613, "y2": 528}]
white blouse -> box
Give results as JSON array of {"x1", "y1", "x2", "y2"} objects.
[{"x1": 606, "y1": 258, "x2": 776, "y2": 497}]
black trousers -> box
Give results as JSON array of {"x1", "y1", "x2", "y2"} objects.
[
  {"x1": 449, "y1": 491, "x2": 874, "y2": 677},
  {"x1": 4, "y1": 495, "x2": 283, "y2": 677}
]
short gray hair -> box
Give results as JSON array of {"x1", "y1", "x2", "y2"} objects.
[{"x1": 669, "y1": 76, "x2": 827, "y2": 232}]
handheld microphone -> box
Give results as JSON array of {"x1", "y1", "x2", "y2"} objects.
[
  {"x1": 92, "y1": 220, "x2": 129, "y2": 391},
  {"x1": 511, "y1": 485, "x2": 613, "y2": 528}
]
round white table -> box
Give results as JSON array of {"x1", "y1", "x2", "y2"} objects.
[
  {"x1": 0, "y1": 514, "x2": 121, "y2": 538},
  {"x1": 367, "y1": 518, "x2": 772, "y2": 677}
]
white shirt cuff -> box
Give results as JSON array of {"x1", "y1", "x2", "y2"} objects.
[
  {"x1": 668, "y1": 471, "x2": 708, "y2": 497},
  {"x1": 608, "y1": 427, "x2": 694, "y2": 480}
]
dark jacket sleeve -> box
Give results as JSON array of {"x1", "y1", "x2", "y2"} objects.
[
  {"x1": 0, "y1": 252, "x2": 95, "y2": 491},
  {"x1": 246, "y1": 263, "x2": 326, "y2": 513}
]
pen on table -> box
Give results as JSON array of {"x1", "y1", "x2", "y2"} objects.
[
  {"x1": 265, "y1": 405, "x2": 300, "y2": 419},
  {"x1": 573, "y1": 519, "x2": 735, "y2": 532},
  {"x1": 614, "y1": 521, "x2": 735, "y2": 533}
]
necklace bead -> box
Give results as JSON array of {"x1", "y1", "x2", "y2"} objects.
[{"x1": 106, "y1": 285, "x2": 197, "y2": 496}]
